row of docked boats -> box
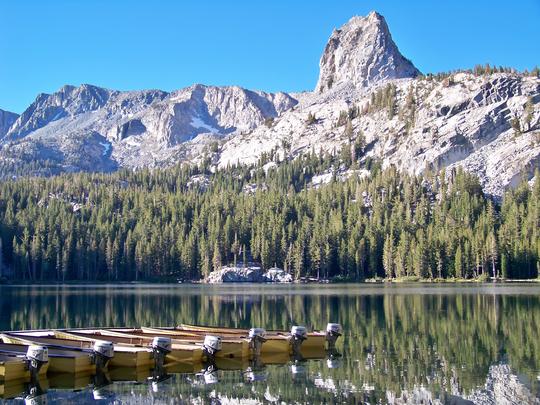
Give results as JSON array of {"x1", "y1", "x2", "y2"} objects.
[{"x1": 0, "y1": 323, "x2": 343, "y2": 383}]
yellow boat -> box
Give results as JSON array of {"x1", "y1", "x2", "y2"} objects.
[
  {"x1": 52, "y1": 331, "x2": 154, "y2": 368},
  {"x1": 141, "y1": 326, "x2": 291, "y2": 355},
  {"x1": 178, "y1": 324, "x2": 327, "y2": 352},
  {"x1": 0, "y1": 337, "x2": 95, "y2": 375},
  {"x1": 77, "y1": 329, "x2": 248, "y2": 360},
  {"x1": 0, "y1": 352, "x2": 49, "y2": 381},
  {"x1": 61, "y1": 330, "x2": 204, "y2": 364}
]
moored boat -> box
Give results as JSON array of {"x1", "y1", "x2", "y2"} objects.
[
  {"x1": 141, "y1": 326, "x2": 291, "y2": 355},
  {"x1": 57, "y1": 330, "x2": 204, "y2": 364},
  {"x1": 178, "y1": 324, "x2": 328, "y2": 352},
  {"x1": 0, "y1": 336, "x2": 95, "y2": 375},
  {"x1": 52, "y1": 331, "x2": 154, "y2": 368},
  {"x1": 70, "y1": 329, "x2": 247, "y2": 360},
  {"x1": 0, "y1": 352, "x2": 49, "y2": 381}
]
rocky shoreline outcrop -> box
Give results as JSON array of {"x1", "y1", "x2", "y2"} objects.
[{"x1": 204, "y1": 266, "x2": 293, "y2": 283}]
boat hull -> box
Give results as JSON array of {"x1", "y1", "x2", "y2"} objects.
[
  {"x1": 178, "y1": 324, "x2": 327, "y2": 353},
  {"x1": 0, "y1": 354, "x2": 49, "y2": 381},
  {"x1": 0, "y1": 338, "x2": 95, "y2": 375},
  {"x1": 82, "y1": 329, "x2": 245, "y2": 360},
  {"x1": 53, "y1": 330, "x2": 154, "y2": 368}
]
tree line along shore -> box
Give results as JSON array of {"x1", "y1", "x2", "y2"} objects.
[{"x1": 0, "y1": 149, "x2": 538, "y2": 282}]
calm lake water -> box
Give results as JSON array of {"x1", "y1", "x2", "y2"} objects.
[{"x1": 0, "y1": 283, "x2": 539, "y2": 404}]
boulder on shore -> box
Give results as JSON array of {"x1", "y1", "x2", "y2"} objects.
[
  {"x1": 204, "y1": 266, "x2": 292, "y2": 283},
  {"x1": 263, "y1": 267, "x2": 293, "y2": 283}
]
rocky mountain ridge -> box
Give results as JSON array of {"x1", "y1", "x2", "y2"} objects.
[{"x1": 0, "y1": 11, "x2": 538, "y2": 196}]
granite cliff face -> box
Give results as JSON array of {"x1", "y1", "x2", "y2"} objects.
[
  {"x1": 219, "y1": 71, "x2": 540, "y2": 196},
  {"x1": 315, "y1": 12, "x2": 420, "y2": 93},
  {"x1": 0, "y1": 11, "x2": 538, "y2": 196}
]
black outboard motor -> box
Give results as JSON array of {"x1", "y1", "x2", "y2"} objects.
[
  {"x1": 289, "y1": 326, "x2": 307, "y2": 359},
  {"x1": 151, "y1": 336, "x2": 172, "y2": 376},
  {"x1": 92, "y1": 340, "x2": 114, "y2": 392},
  {"x1": 24, "y1": 345, "x2": 49, "y2": 404},
  {"x1": 202, "y1": 335, "x2": 222, "y2": 363},
  {"x1": 92, "y1": 340, "x2": 114, "y2": 371},
  {"x1": 248, "y1": 328, "x2": 267, "y2": 358},
  {"x1": 25, "y1": 345, "x2": 48, "y2": 382},
  {"x1": 325, "y1": 323, "x2": 343, "y2": 349}
]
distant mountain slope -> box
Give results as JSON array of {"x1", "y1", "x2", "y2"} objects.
[
  {"x1": 0, "y1": 84, "x2": 296, "y2": 174},
  {"x1": 0, "y1": 11, "x2": 538, "y2": 196},
  {"x1": 0, "y1": 108, "x2": 19, "y2": 138}
]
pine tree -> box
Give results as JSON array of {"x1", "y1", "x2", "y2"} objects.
[
  {"x1": 212, "y1": 240, "x2": 222, "y2": 272},
  {"x1": 455, "y1": 244, "x2": 464, "y2": 279},
  {"x1": 524, "y1": 97, "x2": 534, "y2": 132},
  {"x1": 383, "y1": 234, "x2": 395, "y2": 279}
]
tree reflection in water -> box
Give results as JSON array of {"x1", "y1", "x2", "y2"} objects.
[{"x1": 0, "y1": 283, "x2": 539, "y2": 403}]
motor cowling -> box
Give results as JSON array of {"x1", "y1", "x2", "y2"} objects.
[
  {"x1": 248, "y1": 328, "x2": 267, "y2": 357},
  {"x1": 203, "y1": 335, "x2": 222, "y2": 360},
  {"x1": 26, "y1": 345, "x2": 49, "y2": 364},
  {"x1": 291, "y1": 326, "x2": 308, "y2": 340},
  {"x1": 152, "y1": 336, "x2": 172, "y2": 354},
  {"x1": 325, "y1": 323, "x2": 342, "y2": 348},
  {"x1": 94, "y1": 340, "x2": 114, "y2": 359}
]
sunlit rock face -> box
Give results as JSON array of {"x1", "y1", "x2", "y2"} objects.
[
  {"x1": 0, "y1": 11, "x2": 539, "y2": 198},
  {"x1": 315, "y1": 12, "x2": 420, "y2": 93},
  {"x1": 0, "y1": 83, "x2": 297, "y2": 172}
]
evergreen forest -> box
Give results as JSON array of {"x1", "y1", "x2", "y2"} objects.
[{"x1": 0, "y1": 150, "x2": 538, "y2": 282}]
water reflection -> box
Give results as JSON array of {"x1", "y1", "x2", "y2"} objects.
[{"x1": 0, "y1": 283, "x2": 539, "y2": 403}]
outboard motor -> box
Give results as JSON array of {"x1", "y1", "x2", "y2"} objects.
[
  {"x1": 244, "y1": 366, "x2": 267, "y2": 383},
  {"x1": 26, "y1": 345, "x2": 48, "y2": 381},
  {"x1": 24, "y1": 394, "x2": 48, "y2": 405},
  {"x1": 244, "y1": 357, "x2": 267, "y2": 383},
  {"x1": 290, "y1": 362, "x2": 307, "y2": 382},
  {"x1": 203, "y1": 335, "x2": 222, "y2": 362},
  {"x1": 93, "y1": 387, "x2": 114, "y2": 401},
  {"x1": 248, "y1": 328, "x2": 267, "y2": 358},
  {"x1": 326, "y1": 357, "x2": 343, "y2": 369},
  {"x1": 325, "y1": 323, "x2": 343, "y2": 349},
  {"x1": 92, "y1": 340, "x2": 114, "y2": 371},
  {"x1": 151, "y1": 336, "x2": 172, "y2": 374},
  {"x1": 289, "y1": 326, "x2": 308, "y2": 358},
  {"x1": 203, "y1": 363, "x2": 219, "y2": 385}
]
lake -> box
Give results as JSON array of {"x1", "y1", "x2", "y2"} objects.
[{"x1": 0, "y1": 283, "x2": 539, "y2": 404}]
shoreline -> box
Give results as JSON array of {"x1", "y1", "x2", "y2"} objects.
[{"x1": 1, "y1": 278, "x2": 539, "y2": 286}]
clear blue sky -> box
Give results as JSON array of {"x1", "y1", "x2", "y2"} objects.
[{"x1": 1, "y1": 0, "x2": 539, "y2": 113}]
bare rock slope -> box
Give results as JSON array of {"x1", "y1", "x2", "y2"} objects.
[
  {"x1": 0, "y1": 84, "x2": 296, "y2": 173},
  {"x1": 316, "y1": 12, "x2": 420, "y2": 93},
  {"x1": 0, "y1": 11, "x2": 538, "y2": 196},
  {"x1": 218, "y1": 14, "x2": 540, "y2": 197}
]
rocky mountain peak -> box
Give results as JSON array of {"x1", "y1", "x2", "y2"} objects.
[
  {"x1": 316, "y1": 11, "x2": 420, "y2": 93},
  {"x1": 4, "y1": 84, "x2": 115, "y2": 140}
]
